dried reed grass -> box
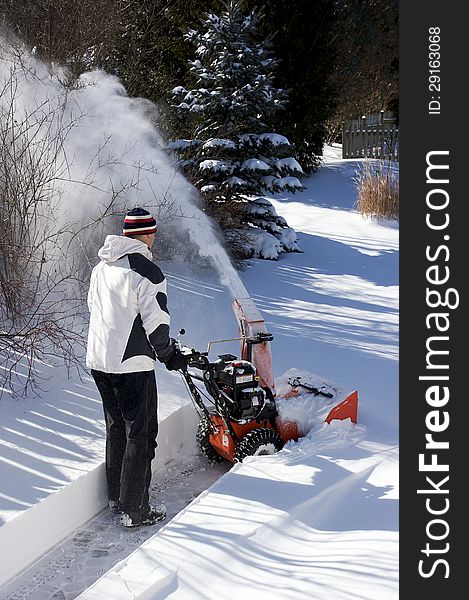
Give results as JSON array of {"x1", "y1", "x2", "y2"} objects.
[{"x1": 355, "y1": 162, "x2": 399, "y2": 221}]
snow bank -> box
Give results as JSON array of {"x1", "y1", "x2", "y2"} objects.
[
  {"x1": 74, "y1": 548, "x2": 177, "y2": 600},
  {"x1": 77, "y1": 426, "x2": 396, "y2": 600},
  {"x1": 0, "y1": 461, "x2": 107, "y2": 589},
  {"x1": 0, "y1": 403, "x2": 198, "y2": 589}
]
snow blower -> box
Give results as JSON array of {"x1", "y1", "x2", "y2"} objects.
[{"x1": 178, "y1": 297, "x2": 358, "y2": 463}]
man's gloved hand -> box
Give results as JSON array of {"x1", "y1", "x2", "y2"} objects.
[{"x1": 164, "y1": 347, "x2": 187, "y2": 371}]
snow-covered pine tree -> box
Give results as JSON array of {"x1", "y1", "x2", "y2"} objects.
[{"x1": 167, "y1": 0, "x2": 303, "y2": 259}]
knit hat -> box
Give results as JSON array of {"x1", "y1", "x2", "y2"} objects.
[{"x1": 122, "y1": 207, "x2": 157, "y2": 236}]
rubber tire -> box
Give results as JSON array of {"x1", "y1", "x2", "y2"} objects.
[
  {"x1": 196, "y1": 417, "x2": 224, "y2": 463},
  {"x1": 234, "y1": 427, "x2": 284, "y2": 463}
]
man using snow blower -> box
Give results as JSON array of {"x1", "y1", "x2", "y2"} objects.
[{"x1": 86, "y1": 207, "x2": 186, "y2": 527}]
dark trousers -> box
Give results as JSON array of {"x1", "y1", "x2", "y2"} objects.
[{"x1": 91, "y1": 369, "x2": 158, "y2": 512}]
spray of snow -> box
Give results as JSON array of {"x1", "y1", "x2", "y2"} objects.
[{"x1": 0, "y1": 36, "x2": 248, "y2": 300}]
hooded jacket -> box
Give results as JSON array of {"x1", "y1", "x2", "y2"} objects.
[{"x1": 86, "y1": 235, "x2": 174, "y2": 373}]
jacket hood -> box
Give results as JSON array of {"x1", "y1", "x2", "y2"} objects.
[{"x1": 97, "y1": 235, "x2": 153, "y2": 263}]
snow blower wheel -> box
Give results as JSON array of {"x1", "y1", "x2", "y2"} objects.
[
  {"x1": 234, "y1": 428, "x2": 284, "y2": 463},
  {"x1": 196, "y1": 417, "x2": 224, "y2": 463}
]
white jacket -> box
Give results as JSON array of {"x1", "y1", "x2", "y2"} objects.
[{"x1": 86, "y1": 235, "x2": 174, "y2": 373}]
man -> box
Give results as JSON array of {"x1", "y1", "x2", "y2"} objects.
[{"x1": 86, "y1": 207, "x2": 186, "y2": 527}]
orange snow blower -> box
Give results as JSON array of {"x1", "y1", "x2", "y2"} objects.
[{"x1": 178, "y1": 297, "x2": 358, "y2": 463}]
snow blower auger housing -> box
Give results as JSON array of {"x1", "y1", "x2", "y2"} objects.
[{"x1": 178, "y1": 296, "x2": 358, "y2": 464}]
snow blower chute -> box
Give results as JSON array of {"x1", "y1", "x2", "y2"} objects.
[{"x1": 177, "y1": 297, "x2": 358, "y2": 463}]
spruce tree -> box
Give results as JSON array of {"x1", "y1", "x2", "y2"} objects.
[
  {"x1": 247, "y1": 0, "x2": 339, "y2": 173},
  {"x1": 168, "y1": 0, "x2": 303, "y2": 259}
]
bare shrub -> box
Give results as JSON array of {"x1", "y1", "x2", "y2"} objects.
[
  {"x1": 354, "y1": 162, "x2": 399, "y2": 222},
  {"x1": 0, "y1": 51, "x2": 84, "y2": 394},
  {"x1": 0, "y1": 45, "x2": 139, "y2": 396}
]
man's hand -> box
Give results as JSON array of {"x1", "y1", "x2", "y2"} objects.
[{"x1": 164, "y1": 348, "x2": 187, "y2": 371}]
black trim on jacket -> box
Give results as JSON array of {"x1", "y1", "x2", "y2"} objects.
[
  {"x1": 122, "y1": 314, "x2": 156, "y2": 363},
  {"x1": 128, "y1": 253, "x2": 165, "y2": 284}
]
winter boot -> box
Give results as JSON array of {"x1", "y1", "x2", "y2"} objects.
[{"x1": 120, "y1": 502, "x2": 166, "y2": 528}]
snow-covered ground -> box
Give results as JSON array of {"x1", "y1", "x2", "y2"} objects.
[{"x1": 0, "y1": 145, "x2": 398, "y2": 599}]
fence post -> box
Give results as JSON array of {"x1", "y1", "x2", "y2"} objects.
[
  {"x1": 379, "y1": 124, "x2": 385, "y2": 159},
  {"x1": 361, "y1": 116, "x2": 366, "y2": 158},
  {"x1": 342, "y1": 122, "x2": 347, "y2": 158}
]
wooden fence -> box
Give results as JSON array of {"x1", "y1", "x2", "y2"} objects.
[{"x1": 342, "y1": 118, "x2": 399, "y2": 161}]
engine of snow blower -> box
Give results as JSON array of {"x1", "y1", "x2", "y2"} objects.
[{"x1": 213, "y1": 355, "x2": 272, "y2": 421}]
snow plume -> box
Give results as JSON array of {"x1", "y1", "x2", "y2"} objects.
[{"x1": 0, "y1": 35, "x2": 247, "y2": 299}]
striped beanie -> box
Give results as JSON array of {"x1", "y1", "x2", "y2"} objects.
[{"x1": 122, "y1": 207, "x2": 157, "y2": 236}]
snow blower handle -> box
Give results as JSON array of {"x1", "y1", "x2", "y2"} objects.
[
  {"x1": 288, "y1": 377, "x2": 334, "y2": 398},
  {"x1": 246, "y1": 331, "x2": 274, "y2": 345},
  {"x1": 175, "y1": 329, "x2": 209, "y2": 369},
  {"x1": 176, "y1": 328, "x2": 186, "y2": 348}
]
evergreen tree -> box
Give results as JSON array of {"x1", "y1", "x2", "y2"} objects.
[
  {"x1": 247, "y1": 0, "x2": 339, "y2": 173},
  {"x1": 168, "y1": 0, "x2": 303, "y2": 259}
]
